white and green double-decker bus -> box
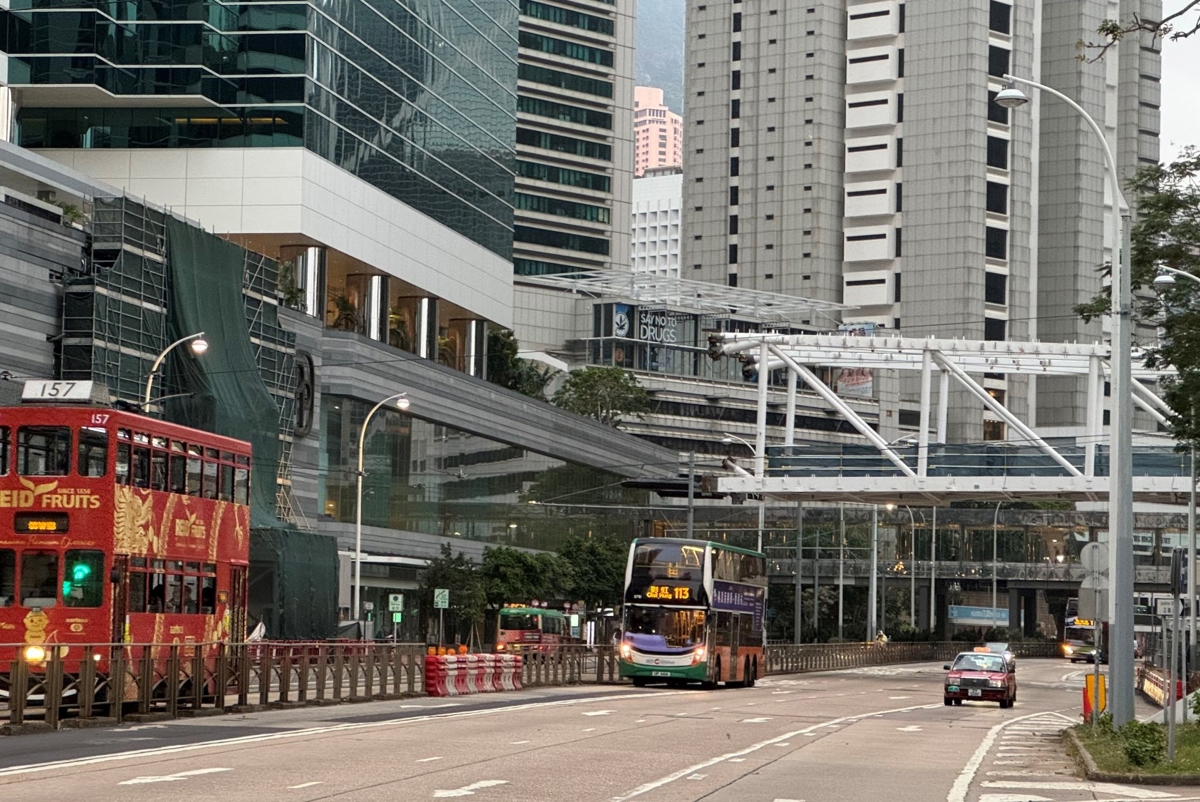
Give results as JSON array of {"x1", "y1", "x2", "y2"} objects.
[{"x1": 618, "y1": 538, "x2": 767, "y2": 688}]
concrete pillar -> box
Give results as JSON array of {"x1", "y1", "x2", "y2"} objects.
[
  {"x1": 281, "y1": 245, "x2": 326, "y2": 319},
  {"x1": 348, "y1": 274, "x2": 390, "y2": 342},
  {"x1": 465, "y1": 319, "x2": 487, "y2": 378},
  {"x1": 415, "y1": 297, "x2": 438, "y2": 360},
  {"x1": 1008, "y1": 588, "x2": 1021, "y2": 634}
]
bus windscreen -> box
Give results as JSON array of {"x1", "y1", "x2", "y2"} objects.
[{"x1": 625, "y1": 607, "x2": 706, "y2": 649}]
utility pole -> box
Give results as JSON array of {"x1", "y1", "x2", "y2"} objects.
[
  {"x1": 794, "y1": 501, "x2": 804, "y2": 644},
  {"x1": 838, "y1": 503, "x2": 845, "y2": 641},
  {"x1": 686, "y1": 451, "x2": 695, "y2": 540}
]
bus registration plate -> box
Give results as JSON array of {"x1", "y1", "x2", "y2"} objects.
[{"x1": 651, "y1": 671, "x2": 672, "y2": 677}]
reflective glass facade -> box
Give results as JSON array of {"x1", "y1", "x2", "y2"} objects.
[{"x1": 4, "y1": 0, "x2": 519, "y2": 257}]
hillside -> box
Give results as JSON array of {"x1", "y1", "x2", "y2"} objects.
[{"x1": 634, "y1": 0, "x2": 686, "y2": 113}]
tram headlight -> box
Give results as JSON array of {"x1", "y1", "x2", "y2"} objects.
[{"x1": 23, "y1": 645, "x2": 45, "y2": 663}]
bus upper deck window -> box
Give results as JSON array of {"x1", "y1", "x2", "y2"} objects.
[
  {"x1": 20, "y1": 551, "x2": 58, "y2": 608},
  {"x1": 0, "y1": 426, "x2": 9, "y2": 476},
  {"x1": 77, "y1": 427, "x2": 108, "y2": 477},
  {"x1": 17, "y1": 426, "x2": 71, "y2": 476},
  {"x1": 0, "y1": 549, "x2": 14, "y2": 607}
]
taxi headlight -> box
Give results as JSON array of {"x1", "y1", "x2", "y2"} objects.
[
  {"x1": 989, "y1": 679, "x2": 1006, "y2": 688},
  {"x1": 23, "y1": 645, "x2": 45, "y2": 663}
]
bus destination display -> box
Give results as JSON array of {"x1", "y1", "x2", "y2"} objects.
[{"x1": 14, "y1": 512, "x2": 69, "y2": 534}]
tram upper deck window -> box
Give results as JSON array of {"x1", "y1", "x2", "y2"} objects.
[{"x1": 17, "y1": 426, "x2": 71, "y2": 476}]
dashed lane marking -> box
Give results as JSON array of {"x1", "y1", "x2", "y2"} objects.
[{"x1": 432, "y1": 780, "x2": 508, "y2": 798}]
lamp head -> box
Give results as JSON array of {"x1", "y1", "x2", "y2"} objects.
[
  {"x1": 394, "y1": 394, "x2": 411, "y2": 411},
  {"x1": 189, "y1": 336, "x2": 209, "y2": 355},
  {"x1": 721, "y1": 437, "x2": 735, "y2": 445},
  {"x1": 994, "y1": 84, "x2": 1029, "y2": 109},
  {"x1": 1153, "y1": 271, "x2": 1177, "y2": 289},
  {"x1": 885, "y1": 503, "x2": 896, "y2": 512}
]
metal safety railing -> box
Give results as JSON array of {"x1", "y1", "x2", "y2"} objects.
[{"x1": 2, "y1": 641, "x2": 426, "y2": 729}]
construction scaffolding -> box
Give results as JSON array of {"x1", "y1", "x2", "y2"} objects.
[{"x1": 60, "y1": 197, "x2": 169, "y2": 403}]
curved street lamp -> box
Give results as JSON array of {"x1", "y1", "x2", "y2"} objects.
[
  {"x1": 353, "y1": 392, "x2": 411, "y2": 626},
  {"x1": 143, "y1": 332, "x2": 208, "y2": 407},
  {"x1": 722, "y1": 433, "x2": 764, "y2": 554},
  {"x1": 995, "y1": 72, "x2": 1134, "y2": 724}
]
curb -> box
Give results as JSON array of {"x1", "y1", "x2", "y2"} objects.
[{"x1": 1066, "y1": 728, "x2": 1200, "y2": 785}]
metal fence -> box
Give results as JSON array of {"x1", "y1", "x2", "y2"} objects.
[
  {"x1": 3, "y1": 639, "x2": 1060, "y2": 730},
  {"x1": 3, "y1": 641, "x2": 425, "y2": 730}
]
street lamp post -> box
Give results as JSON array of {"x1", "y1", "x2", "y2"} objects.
[
  {"x1": 354, "y1": 392, "x2": 411, "y2": 627},
  {"x1": 903, "y1": 506, "x2": 924, "y2": 627},
  {"x1": 992, "y1": 501, "x2": 1002, "y2": 634},
  {"x1": 143, "y1": 332, "x2": 208, "y2": 408},
  {"x1": 722, "y1": 433, "x2": 764, "y2": 553},
  {"x1": 996, "y1": 75, "x2": 1135, "y2": 723},
  {"x1": 1154, "y1": 265, "x2": 1200, "y2": 705}
]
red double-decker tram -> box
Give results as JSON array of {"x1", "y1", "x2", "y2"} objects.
[{"x1": 0, "y1": 382, "x2": 251, "y2": 704}]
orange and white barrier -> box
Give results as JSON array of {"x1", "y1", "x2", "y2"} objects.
[{"x1": 425, "y1": 653, "x2": 523, "y2": 698}]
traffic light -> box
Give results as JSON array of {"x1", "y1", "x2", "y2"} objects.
[{"x1": 63, "y1": 560, "x2": 92, "y2": 598}]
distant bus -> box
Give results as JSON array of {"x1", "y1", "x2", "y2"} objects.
[
  {"x1": 494, "y1": 607, "x2": 571, "y2": 652},
  {"x1": 618, "y1": 538, "x2": 767, "y2": 688}
]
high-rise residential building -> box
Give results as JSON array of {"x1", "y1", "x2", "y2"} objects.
[
  {"x1": 681, "y1": 0, "x2": 1161, "y2": 441},
  {"x1": 634, "y1": 86, "x2": 684, "y2": 176},
  {"x1": 632, "y1": 167, "x2": 683, "y2": 276},
  {"x1": 513, "y1": 0, "x2": 635, "y2": 277}
]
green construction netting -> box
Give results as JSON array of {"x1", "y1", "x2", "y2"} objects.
[
  {"x1": 163, "y1": 217, "x2": 281, "y2": 529},
  {"x1": 250, "y1": 527, "x2": 339, "y2": 640}
]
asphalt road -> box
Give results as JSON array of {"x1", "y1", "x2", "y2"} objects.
[{"x1": 2, "y1": 658, "x2": 1198, "y2": 802}]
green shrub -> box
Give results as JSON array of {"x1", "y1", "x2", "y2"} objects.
[{"x1": 1120, "y1": 720, "x2": 1165, "y2": 766}]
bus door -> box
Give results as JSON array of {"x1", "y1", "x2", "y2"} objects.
[
  {"x1": 230, "y1": 566, "x2": 248, "y2": 642},
  {"x1": 110, "y1": 555, "x2": 128, "y2": 650},
  {"x1": 729, "y1": 613, "x2": 740, "y2": 683}
]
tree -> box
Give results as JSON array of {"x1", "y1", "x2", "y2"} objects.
[
  {"x1": 486, "y1": 329, "x2": 557, "y2": 400},
  {"x1": 480, "y1": 546, "x2": 572, "y2": 611},
  {"x1": 1078, "y1": 148, "x2": 1200, "y2": 446},
  {"x1": 551, "y1": 366, "x2": 650, "y2": 426},
  {"x1": 418, "y1": 544, "x2": 486, "y2": 646},
  {"x1": 1082, "y1": 3, "x2": 1199, "y2": 60},
  {"x1": 558, "y1": 535, "x2": 628, "y2": 608}
]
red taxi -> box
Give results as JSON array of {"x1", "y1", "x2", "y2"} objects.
[{"x1": 943, "y1": 649, "x2": 1016, "y2": 708}]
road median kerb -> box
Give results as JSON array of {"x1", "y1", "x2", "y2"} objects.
[{"x1": 1066, "y1": 727, "x2": 1200, "y2": 785}]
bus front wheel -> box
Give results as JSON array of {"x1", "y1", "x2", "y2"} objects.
[
  {"x1": 632, "y1": 677, "x2": 648, "y2": 688},
  {"x1": 703, "y1": 657, "x2": 721, "y2": 690}
]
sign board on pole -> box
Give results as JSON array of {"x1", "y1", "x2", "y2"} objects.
[
  {"x1": 433, "y1": 588, "x2": 450, "y2": 609},
  {"x1": 388, "y1": 593, "x2": 404, "y2": 612},
  {"x1": 363, "y1": 602, "x2": 374, "y2": 612},
  {"x1": 1080, "y1": 543, "x2": 1110, "y2": 575},
  {"x1": 392, "y1": 612, "x2": 402, "y2": 623},
  {"x1": 1077, "y1": 588, "x2": 1110, "y2": 620}
]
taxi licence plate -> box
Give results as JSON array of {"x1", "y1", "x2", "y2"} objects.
[
  {"x1": 651, "y1": 671, "x2": 672, "y2": 677},
  {"x1": 968, "y1": 689, "x2": 982, "y2": 697}
]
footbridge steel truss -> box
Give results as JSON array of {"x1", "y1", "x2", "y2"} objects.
[{"x1": 712, "y1": 332, "x2": 1189, "y2": 505}]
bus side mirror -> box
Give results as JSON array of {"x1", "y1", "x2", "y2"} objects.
[{"x1": 943, "y1": 665, "x2": 951, "y2": 671}]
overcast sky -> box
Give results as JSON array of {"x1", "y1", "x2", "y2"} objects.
[{"x1": 1159, "y1": 2, "x2": 1197, "y2": 161}]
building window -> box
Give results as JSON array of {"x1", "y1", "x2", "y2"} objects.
[
  {"x1": 985, "y1": 271, "x2": 1007, "y2": 305},
  {"x1": 728, "y1": 273, "x2": 738, "y2": 287},
  {"x1": 896, "y1": 183, "x2": 903, "y2": 212},
  {"x1": 987, "y1": 91, "x2": 1010, "y2": 124},
  {"x1": 765, "y1": 244, "x2": 775, "y2": 250},
  {"x1": 729, "y1": 244, "x2": 739, "y2": 264},
  {"x1": 898, "y1": 49, "x2": 904, "y2": 78},
  {"x1": 894, "y1": 272, "x2": 902, "y2": 303},
  {"x1": 899, "y1": 3, "x2": 905, "y2": 32},
  {"x1": 731, "y1": 70, "x2": 741, "y2": 89},
  {"x1": 894, "y1": 228, "x2": 902, "y2": 257},
  {"x1": 897, "y1": 93, "x2": 904, "y2": 122},
  {"x1": 986, "y1": 181, "x2": 1008, "y2": 215},
  {"x1": 729, "y1": 215, "x2": 739, "y2": 234},
  {"x1": 984, "y1": 317, "x2": 1007, "y2": 341},
  {"x1": 731, "y1": 99, "x2": 741, "y2": 119},
  {"x1": 896, "y1": 137, "x2": 903, "y2": 167},
  {"x1": 985, "y1": 227, "x2": 1008, "y2": 259},
  {"x1": 730, "y1": 186, "x2": 739, "y2": 205},
  {"x1": 983, "y1": 420, "x2": 1006, "y2": 441},
  {"x1": 989, "y1": 1, "x2": 1012, "y2": 34},
  {"x1": 987, "y1": 136, "x2": 1009, "y2": 169},
  {"x1": 733, "y1": 42, "x2": 742, "y2": 61},
  {"x1": 730, "y1": 157, "x2": 740, "y2": 176},
  {"x1": 731, "y1": 128, "x2": 740, "y2": 147},
  {"x1": 988, "y1": 45, "x2": 1010, "y2": 78},
  {"x1": 733, "y1": 11, "x2": 742, "y2": 31}
]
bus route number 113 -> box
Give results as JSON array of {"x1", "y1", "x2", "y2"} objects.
[{"x1": 646, "y1": 585, "x2": 690, "y2": 601}]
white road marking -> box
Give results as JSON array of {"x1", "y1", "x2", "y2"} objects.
[
  {"x1": 120, "y1": 768, "x2": 232, "y2": 785},
  {"x1": 979, "y1": 795, "x2": 1052, "y2": 802},
  {"x1": 582, "y1": 728, "x2": 596, "y2": 732},
  {"x1": 728, "y1": 758, "x2": 746, "y2": 763},
  {"x1": 741, "y1": 717, "x2": 771, "y2": 723},
  {"x1": 896, "y1": 726, "x2": 922, "y2": 732},
  {"x1": 0, "y1": 692, "x2": 688, "y2": 779},
  {"x1": 772, "y1": 799, "x2": 806, "y2": 802},
  {"x1": 635, "y1": 719, "x2": 647, "y2": 723},
  {"x1": 947, "y1": 712, "x2": 1075, "y2": 802},
  {"x1": 121, "y1": 725, "x2": 167, "y2": 732},
  {"x1": 612, "y1": 701, "x2": 940, "y2": 801},
  {"x1": 583, "y1": 710, "x2": 613, "y2": 717},
  {"x1": 510, "y1": 741, "x2": 530, "y2": 745},
  {"x1": 686, "y1": 774, "x2": 707, "y2": 780},
  {"x1": 417, "y1": 757, "x2": 444, "y2": 763},
  {"x1": 774, "y1": 742, "x2": 791, "y2": 747},
  {"x1": 433, "y1": 780, "x2": 508, "y2": 798},
  {"x1": 288, "y1": 782, "x2": 323, "y2": 789},
  {"x1": 888, "y1": 696, "x2": 911, "y2": 700},
  {"x1": 981, "y1": 781, "x2": 1179, "y2": 799}
]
